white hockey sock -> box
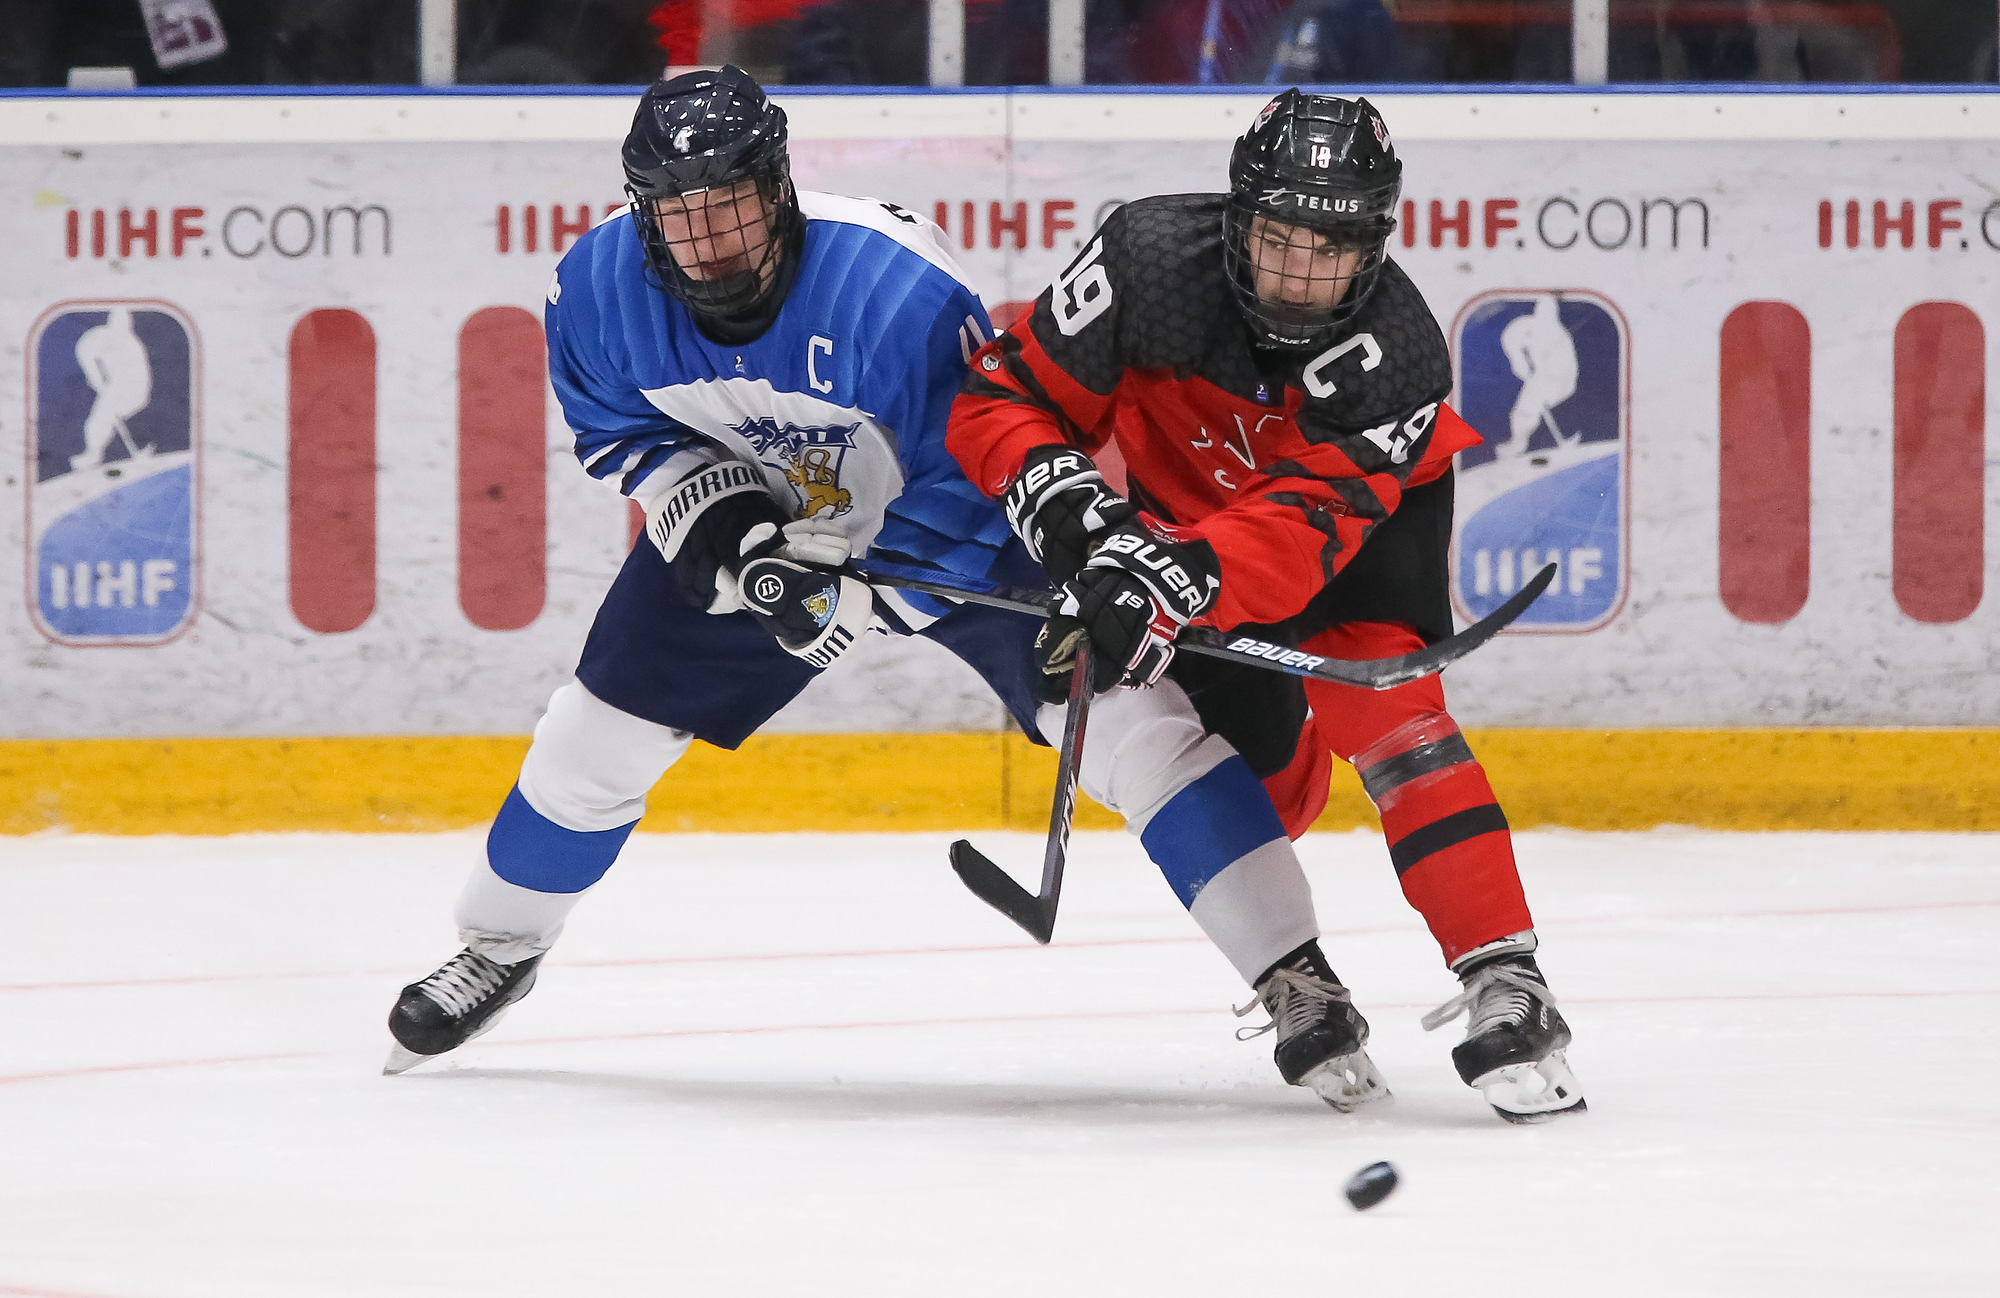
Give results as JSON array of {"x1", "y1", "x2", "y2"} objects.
[
  {"x1": 455, "y1": 860, "x2": 590, "y2": 964},
  {"x1": 1185, "y1": 839, "x2": 1322, "y2": 985}
]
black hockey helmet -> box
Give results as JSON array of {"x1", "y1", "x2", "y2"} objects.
[
  {"x1": 1223, "y1": 90, "x2": 1403, "y2": 349},
  {"x1": 623, "y1": 65, "x2": 804, "y2": 341}
]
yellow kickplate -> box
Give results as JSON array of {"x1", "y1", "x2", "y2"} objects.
[{"x1": 1, "y1": 730, "x2": 1995, "y2": 836}]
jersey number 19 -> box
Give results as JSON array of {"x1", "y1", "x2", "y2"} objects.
[{"x1": 1051, "y1": 238, "x2": 1114, "y2": 337}]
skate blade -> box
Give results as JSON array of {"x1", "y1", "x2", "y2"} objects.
[
  {"x1": 1473, "y1": 1048, "x2": 1586, "y2": 1123},
  {"x1": 1300, "y1": 1049, "x2": 1393, "y2": 1113},
  {"x1": 382, "y1": 1043, "x2": 432, "y2": 1076}
]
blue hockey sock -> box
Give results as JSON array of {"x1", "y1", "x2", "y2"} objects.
[
  {"x1": 486, "y1": 784, "x2": 637, "y2": 895},
  {"x1": 1138, "y1": 757, "x2": 1291, "y2": 908}
]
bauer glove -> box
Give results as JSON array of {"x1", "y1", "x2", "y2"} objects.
[
  {"x1": 1036, "y1": 519, "x2": 1221, "y2": 697},
  {"x1": 1002, "y1": 444, "x2": 1134, "y2": 586}
]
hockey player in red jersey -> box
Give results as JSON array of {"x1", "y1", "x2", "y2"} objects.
[{"x1": 948, "y1": 90, "x2": 1585, "y2": 1122}]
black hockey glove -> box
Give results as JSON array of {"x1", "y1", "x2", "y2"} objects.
[
  {"x1": 643, "y1": 460, "x2": 790, "y2": 611},
  {"x1": 643, "y1": 459, "x2": 854, "y2": 614},
  {"x1": 1003, "y1": 444, "x2": 1134, "y2": 586},
  {"x1": 1035, "y1": 519, "x2": 1221, "y2": 698}
]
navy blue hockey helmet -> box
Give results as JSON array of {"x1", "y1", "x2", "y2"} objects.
[
  {"x1": 623, "y1": 65, "x2": 804, "y2": 340},
  {"x1": 1223, "y1": 91, "x2": 1403, "y2": 348}
]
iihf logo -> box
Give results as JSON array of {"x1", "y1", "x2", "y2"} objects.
[
  {"x1": 1448, "y1": 290, "x2": 1628, "y2": 632},
  {"x1": 27, "y1": 301, "x2": 201, "y2": 645}
]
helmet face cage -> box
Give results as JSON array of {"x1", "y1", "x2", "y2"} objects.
[
  {"x1": 1223, "y1": 200, "x2": 1393, "y2": 349},
  {"x1": 622, "y1": 65, "x2": 802, "y2": 333},
  {"x1": 629, "y1": 164, "x2": 800, "y2": 322}
]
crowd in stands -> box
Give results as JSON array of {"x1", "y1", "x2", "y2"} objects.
[{"x1": 2, "y1": 0, "x2": 1993, "y2": 87}]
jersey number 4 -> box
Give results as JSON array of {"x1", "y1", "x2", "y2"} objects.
[
  {"x1": 1359, "y1": 402, "x2": 1438, "y2": 466},
  {"x1": 1051, "y1": 237, "x2": 1114, "y2": 336}
]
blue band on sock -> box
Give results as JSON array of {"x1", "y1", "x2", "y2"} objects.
[
  {"x1": 1138, "y1": 757, "x2": 1289, "y2": 908},
  {"x1": 486, "y1": 784, "x2": 637, "y2": 895}
]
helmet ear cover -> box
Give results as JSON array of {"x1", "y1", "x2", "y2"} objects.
[{"x1": 621, "y1": 65, "x2": 804, "y2": 339}]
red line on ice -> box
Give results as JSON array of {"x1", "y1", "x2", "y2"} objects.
[
  {"x1": 4, "y1": 990, "x2": 1996, "y2": 1087},
  {"x1": 5, "y1": 898, "x2": 1998, "y2": 996},
  {"x1": 0, "y1": 1051, "x2": 326, "y2": 1087}
]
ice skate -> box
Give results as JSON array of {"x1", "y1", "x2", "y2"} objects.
[
  {"x1": 1422, "y1": 933, "x2": 1585, "y2": 1123},
  {"x1": 1236, "y1": 943, "x2": 1390, "y2": 1112},
  {"x1": 384, "y1": 949, "x2": 542, "y2": 1075}
]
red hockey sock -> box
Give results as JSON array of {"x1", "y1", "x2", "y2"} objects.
[{"x1": 1302, "y1": 622, "x2": 1534, "y2": 966}]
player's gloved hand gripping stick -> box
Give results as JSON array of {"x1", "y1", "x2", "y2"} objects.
[{"x1": 644, "y1": 460, "x2": 875, "y2": 669}]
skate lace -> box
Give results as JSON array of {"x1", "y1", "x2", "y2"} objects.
[
  {"x1": 1232, "y1": 967, "x2": 1353, "y2": 1043},
  {"x1": 416, "y1": 951, "x2": 508, "y2": 1019},
  {"x1": 1420, "y1": 962, "x2": 1555, "y2": 1038}
]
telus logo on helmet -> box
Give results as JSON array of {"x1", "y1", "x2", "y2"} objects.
[{"x1": 1291, "y1": 195, "x2": 1362, "y2": 215}]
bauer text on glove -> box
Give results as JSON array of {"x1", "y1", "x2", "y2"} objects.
[
  {"x1": 1002, "y1": 444, "x2": 1133, "y2": 586},
  {"x1": 1039, "y1": 520, "x2": 1221, "y2": 694}
]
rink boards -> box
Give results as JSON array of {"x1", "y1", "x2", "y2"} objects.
[
  {"x1": 0, "y1": 90, "x2": 1996, "y2": 830},
  {"x1": 3, "y1": 727, "x2": 1997, "y2": 835}
]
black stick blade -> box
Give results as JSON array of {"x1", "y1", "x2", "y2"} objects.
[{"x1": 948, "y1": 839, "x2": 1056, "y2": 944}]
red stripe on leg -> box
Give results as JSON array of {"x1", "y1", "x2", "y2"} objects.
[
  {"x1": 1377, "y1": 762, "x2": 1500, "y2": 845},
  {"x1": 1298, "y1": 622, "x2": 1448, "y2": 760}
]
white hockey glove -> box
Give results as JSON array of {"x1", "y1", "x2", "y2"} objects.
[
  {"x1": 737, "y1": 553, "x2": 877, "y2": 670},
  {"x1": 1002, "y1": 444, "x2": 1134, "y2": 586},
  {"x1": 1036, "y1": 519, "x2": 1221, "y2": 697},
  {"x1": 710, "y1": 519, "x2": 852, "y2": 615}
]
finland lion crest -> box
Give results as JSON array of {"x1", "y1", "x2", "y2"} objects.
[{"x1": 733, "y1": 417, "x2": 860, "y2": 521}]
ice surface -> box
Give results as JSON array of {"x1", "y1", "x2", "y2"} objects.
[{"x1": 1, "y1": 830, "x2": 1995, "y2": 1297}]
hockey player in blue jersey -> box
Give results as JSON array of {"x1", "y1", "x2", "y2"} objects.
[{"x1": 383, "y1": 67, "x2": 1046, "y2": 1073}]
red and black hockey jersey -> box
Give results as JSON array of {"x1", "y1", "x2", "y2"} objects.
[{"x1": 948, "y1": 192, "x2": 1480, "y2": 630}]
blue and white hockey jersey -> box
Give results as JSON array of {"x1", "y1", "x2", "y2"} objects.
[{"x1": 545, "y1": 192, "x2": 1011, "y2": 615}]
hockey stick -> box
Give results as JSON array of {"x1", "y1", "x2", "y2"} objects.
[
  {"x1": 854, "y1": 558, "x2": 1556, "y2": 691},
  {"x1": 947, "y1": 640, "x2": 1092, "y2": 944}
]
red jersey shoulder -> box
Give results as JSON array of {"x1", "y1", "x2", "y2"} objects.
[{"x1": 1098, "y1": 194, "x2": 1234, "y2": 370}]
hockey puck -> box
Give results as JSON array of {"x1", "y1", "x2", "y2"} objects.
[{"x1": 1343, "y1": 1161, "x2": 1398, "y2": 1210}]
